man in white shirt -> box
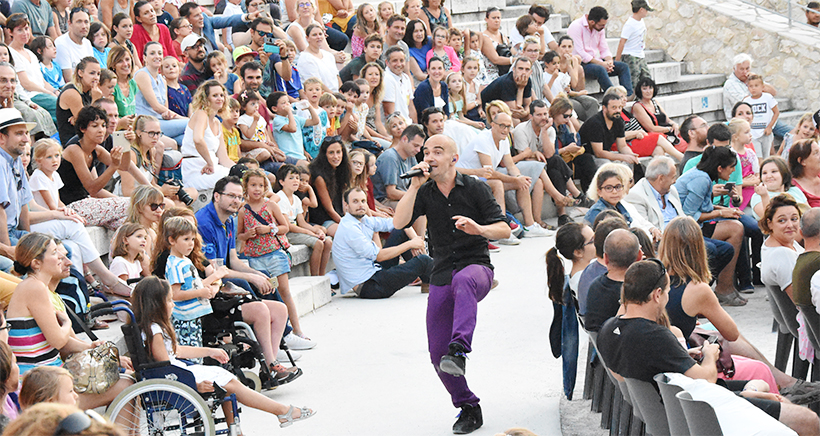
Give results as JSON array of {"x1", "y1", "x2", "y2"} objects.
[
  {"x1": 55, "y1": 9, "x2": 93, "y2": 82},
  {"x1": 509, "y1": 4, "x2": 557, "y2": 55},
  {"x1": 382, "y1": 46, "x2": 415, "y2": 122},
  {"x1": 381, "y1": 15, "x2": 411, "y2": 75},
  {"x1": 457, "y1": 112, "x2": 554, "y2": 243}
]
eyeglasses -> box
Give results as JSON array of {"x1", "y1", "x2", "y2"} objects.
[
  {"x1": 645, "y1": 258, "x2": 667, "y2": 293},
  {"x1": 492, "y1": 121, "x2": 512, "y2": 130},
  {"x1": 562, "y1": 112, "x2": 573, "y2": 118},
  {"x1": 350, "y1": 160, "x2": 365, "y2": 167},
  {"x1": 70, "y1": 6, "x2": 89, "y2": 13},
  {"x1": 599, "y1": 184, "x2": 624, "y2": 193},
  {"x1": 219, "y1": 192, "x2": 243, "y2": 201},
  {"x1": 140, "y1": 130, "x2": 162, "y2": 138},
  {"x1": 183, "y1": 23, "x2": 193, "y2": 28},
  {"x1": 0, "y1": 78, "x2": 17, "y2": 85},
  {"x1": 256, "y1": 30, "x2": 273, "y2": 38},
  {"x1": 149, "y1": 202, "x2": 164, "y2": 211},
  {"x1": 53, "y1": 410, "x2": 106, "y2": 436},
  {"x1": 583, "y1": 238, "x2": 594, "y2": 246},
  {"x1": 297, "y1": 1, "x2": 311, "y2": 7}
]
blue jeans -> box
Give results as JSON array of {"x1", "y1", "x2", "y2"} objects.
[
  {"x1": 225, "y1": 277, "x2": 293, "y2": 338},
  {"x1": 331, "y1": 15, "x2": 357, "y2": 38},
  {"x1": 560, "y1": 287, "x2": 579, "y2": 400},
  {"x1": 159, "y1": 118, "x2": 189, "y2": 146},
  {"x1": 773, "y1": 120, "x2": 792, "y2": 140},
  {"x1": 704, "y1": 237, "x2": 733, "y2": 282},
  {"x1": 325, "y1": 26, "x2": 349, "y2": 52},
  {"x1": 582, "y1": 61, "x2": 633, "y2": 96}
]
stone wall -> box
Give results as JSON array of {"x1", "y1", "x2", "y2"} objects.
[{"x1": 539, "y1": 0, "x2": 820, "y2": 111}]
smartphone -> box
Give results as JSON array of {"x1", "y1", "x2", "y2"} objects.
[
  {"x1": 111, "y1": 131, "x2": 129, "y2": 150},
  {"x1": 264, "y1": 35, "x2": 280, "y2": 54}
]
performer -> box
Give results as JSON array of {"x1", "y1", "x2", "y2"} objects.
[{"x1": 393, "y1": 134, "x2": 510, "y2": 435}]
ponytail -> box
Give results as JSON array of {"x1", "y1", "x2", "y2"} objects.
[{"x1": 546, "y1": 247, "x2": 566, "y2": 304}]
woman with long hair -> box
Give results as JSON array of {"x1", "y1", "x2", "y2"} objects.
[
  {"x1": 134, "y1": 41, "x2": 188, "y2": 145},
  {"x1": 118, "y1": 185, "x2": 165, "y2": 272},
  {"x1": 545, "y1": 222, "x2": 595, "y2": 400},
  {"x1": 287, "y1": 0, "x2": 349, "y2": 52},
  {"x1": 180, "y1": 80, "x2": 232, "y2": 190},
  {"x1": 55, "y1": 57, "x2": 101, "y2": 146},
  {"x1": 129, "y1": 0, "x2": 178, "y2": 61},
  {"x1": 403, "y1": 19, "x2": 431, "y2": 81},
  {"x1": 108, "y1": 13, "x2": 143, "y2": 69},
  {"x1": 413, "y1": 56, "x2": 448, "y2": 121},
  {"x1": 6, "y1": 14, "x2": 58, "y2": 123},
  {"x1": 308, "y1": 136, "x2": 351, "y2": 237},
  {"x1": 789, "y1": 139, "x2": 820, "y2": 207},
  {"x1": 479, "y1": 7, "x2": 511, "y2": 83},
  {"x1": 752, "y1": 156, "x2": 808, "y2": 220},
  {"x1": 361, "y1": 62, "x2": 391, "y2": 149},
  {"x1": 108, "y1": 45, "x2": 138, "y2": 117}
]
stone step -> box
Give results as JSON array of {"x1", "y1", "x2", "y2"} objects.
[
  {"x1": 450, "y1": 7, "x2": 566, "y2": 30},
  {"x1": 778, "y1": 110, "x2": 808, "y2": 128},
  {"x1": 653, "y1": 87, "x2": 724, "y2": 119},
  {"x1": 291, "y1": 275, "x2": 333, "y2": 317},
  {"x1": 584, "y1": 61, "x2": 681, "y2": 93},
  {"x1": 656, "y1": 74, "x2": 726, "y2": 95},
  {"x1": 776, "y1": 97, "x2": 793, "y2": 112}
]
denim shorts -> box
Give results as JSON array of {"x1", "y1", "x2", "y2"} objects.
[{"x1": 247, "y1": 250, "x2": 291, "y2": 277}]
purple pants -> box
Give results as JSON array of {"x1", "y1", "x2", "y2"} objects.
[{"x1": 426, "y1": 264, "x2": 494, "y2": 407}]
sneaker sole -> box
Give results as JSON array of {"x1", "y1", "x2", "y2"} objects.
[{"x1": 439, "y1": 360, "x2": 465, "y2": 377}]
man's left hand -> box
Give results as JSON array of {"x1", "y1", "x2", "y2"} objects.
[{"x1": 452, "y1": 215, "x2": 483, "y2": 235}]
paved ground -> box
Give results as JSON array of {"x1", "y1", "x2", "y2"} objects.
[{"x1": 236, "y1": 235, "x2": 563, "y2": 436}]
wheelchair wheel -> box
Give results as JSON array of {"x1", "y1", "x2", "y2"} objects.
[
  {"x1": 106, "y1": 379, "x2": 216, "y2": 436},
  {"x1": 241, "y1": 370, "x2": 262, "y2": 392}
]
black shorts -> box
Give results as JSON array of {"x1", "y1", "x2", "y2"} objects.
[
  {"x1": 701, "y1": 220, "x2": 718, "y2": 238},
  {"x1": 718, "y1": 379, "x2": 781, "y2": 419}
]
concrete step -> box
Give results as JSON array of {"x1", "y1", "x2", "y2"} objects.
[
  {"x1": 457, "y1": 17, "x2": 520, "y2": 35},
  {"x1": 291, "y1": 275, "x2": 332, "y2": 317},
  {"x1": 654, "y1": 87, "x2": 724, "y2": 118},
  {"x1": 778, "y1": 110, "x2": 808, "y2": 128},
  {"x1": 776, "y1": 97, "x2": 793, "y2": 112},
  {"x1": 656, "y1": 74, "x2": 726, "y2": 95},
  {"x1": 584, "y1": 61, "x2": 681, "y2": 93},
  {"x1": 86, "y1": 226, "x2": 113, "y2": 260}
]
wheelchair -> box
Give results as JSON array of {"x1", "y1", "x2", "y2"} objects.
[{"x1": 96, "y1": 305, "x2": 243, "y2": 436}]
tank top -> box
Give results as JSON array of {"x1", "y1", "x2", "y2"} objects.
[
  {"x1": 56, "y1": 84, "x2": 91, "y2": 146},
  {"x1": 308, "y1": 174, "x2": 342, "y2": 225},
  {"x1": 8, "y1": 317, "x2": 63, "y2": 374},
  {"x1": 57, "y1": 148, "x2": 98, "y2": 205},
  {"x1": 135, "y1": 67, "x2": 168, "y2": 118},
  {"x1": 242, "y1": 202, "x2": 290, "y2": 257},
  {"x1": 665, "y1": 277, "x2": 697, "y2": 340},
  {"x1": 181, "y1": 122, "x2": 220, "y2": 161},
  {"x1": 423, "y1": 7, "x2": 448, "y2": 28}
]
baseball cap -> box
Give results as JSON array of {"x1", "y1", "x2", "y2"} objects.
[
  {"x1": 631, "y1": 0, "x2": 654, "y2": 11},
  {"x1": 232, "y1": 46, "x2": 258, "y2": 63},
  {"x1": 180, "y1": 34, "x2": 207, "y2": 52}
]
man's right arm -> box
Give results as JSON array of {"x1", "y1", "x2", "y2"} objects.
[{"x1": 683, "y1": 342, "x2": 720, "y2": 383}]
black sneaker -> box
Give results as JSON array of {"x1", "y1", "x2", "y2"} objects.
[
  {"x1": 439, "y1": 342, "x2": 467, "y2": 377},
  {"x1": 452, "y1": 404, "x2": 482, "y2": 434},
  {"x1": 558, "y1": 214, "x2": 574, "y2": 227},
  {"x1": 574, "y1": 193, "x2": 595, "y2": 208}
]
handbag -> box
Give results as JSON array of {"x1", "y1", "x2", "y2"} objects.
[
  {"x1": 64, "y1": 341, "x2": 121, "y2": 394},
  {"x1": 495, "y1": 41, "x2": 513, "y2": 76},
  {"x1": 688, "y1": 328, "x2": 736, "y2": 378}
]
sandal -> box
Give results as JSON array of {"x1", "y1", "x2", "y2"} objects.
[
  {"x1": 277, "y1": 405, "x2": 315, "y2": 428},
  {"x1": 717, "y1": 291, "x2": 747, "y2": 306},
  {"x1": 88, "y1": 319, "x2": 109, "y2": 330},
  {"x1": 270, "y1": 360, "x2": 302, "y2": 385}
]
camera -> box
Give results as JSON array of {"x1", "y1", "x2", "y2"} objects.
[{"x1": 165, "y1": 179, "x2": 194, "y2": 206}]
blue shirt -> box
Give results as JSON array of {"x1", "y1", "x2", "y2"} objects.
[
  {"x1": 584, "y1": 198, "x2": 633, "y2": 226},
  {"x1": 168, "y1": 85, "x2": 192, "y2": 118},
  {"x1": 0, "y1": 147, "x2": 32, "y2": 231},
  {"x1": 272, "y1": 114, "x2": 307, "y2": 160},
  {"x1": 166, "y1": 254, "x2": 212, "y2": 321},
  {"x1": 648, "y1": 182, "x2": 678, "y2": 227},
  {"x1": 41, "y1": 61, "x2": 64, "y2": 90},
  {"x1": 195, "y1": 202, "x2": 236, "y2": 262},
  {"x1": 674, "y1": 169, "x2": 715, "y2": 222},
  {"x1": 93, "y1": 46, "x2": 110, "y2": 68},
  {"x1": 331, "y1": 213, "x2": 395, "y2": 294}
]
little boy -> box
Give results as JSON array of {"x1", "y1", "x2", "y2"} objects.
[
  {"x1": 301, "y1": 78, "x2": 329, "y2": 159},
  {"x1": 268, "y1": 91, "x2": 318, "y2": 165},
  {"x1": 162, "y1": 56, "x2": 192, "y2": 118},
  {"x1": 616, "y1": 0, "x2": 652, "y2": 91},
  {"x1": 275, "y1": 40, "x2": 303, "y2": 102},
  {"x1": 223, "y1": 98, "x2": 242, "y2": 162},
  {"x1": 294, "y1": 165, "x2": 318, "y2": 211},
  {"x1": 318, "y1": 92, "x2": 338, "y2": 136},
  {"x1": 743, "y1": 73, "x2": 779, "y2": 158}
]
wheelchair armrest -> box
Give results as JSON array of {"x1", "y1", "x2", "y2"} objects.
[{"x1": 138, "y1": 360, "x2": 172, "y2": 371}]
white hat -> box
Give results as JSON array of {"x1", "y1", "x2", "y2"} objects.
[
  {"x1": 180, "y1": 34, "x2": 207, "y2": 52},
  {"x1": 0, "y1": 108, "x2": 35, "y2": 132}
]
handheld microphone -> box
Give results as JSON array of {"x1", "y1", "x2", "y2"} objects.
[{"x1": 399, "y1": 169, "x2": 425, "y2": 179}]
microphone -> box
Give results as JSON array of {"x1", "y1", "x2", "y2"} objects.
[{"x1": 399, "y1": 169, "x2": 425, "y2": 179}]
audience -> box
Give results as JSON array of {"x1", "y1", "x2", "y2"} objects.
[{"x1": 584, "y1": 228, "x2": 640, "y2": 333}]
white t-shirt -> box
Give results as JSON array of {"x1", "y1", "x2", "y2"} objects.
[
  {"x1": 296, "y1": 49, "x2": 339, "y2": 93},
  {"x1": 383, "y1": 69, "x2": 413, "y2": 120},
  {"x1": 457, "y1": 129, "x2": 510, "y2": 170},
  {"x1": 222, "y1": 2, "x2": 244, "y2": 47},
  {"x1": 619, "y1": 17, "x2": 646, "y2": 58},
  {"x1": 54, "y1": 34, "x2": 93, "y2": 74},
  {"x1": 545, "y1": 69, "x2": 570, "y2": 99},
  {"x1": 510, "y1": 23, "x2": 556, "y2": 47},
  {"x1": 109, "y1": 255, "x2": 143, "y2": 280},
  {"x1": 743, "y1": 93, "x2": 778, "y2": 138},
  {"x1": 275, "y1": 190, "x2": 303, "y2": 224},
  {"x1": 760, "y1": 241, "x2": 803, "y2": 290},
  {"x1": 237, "y1": 113, "x2": 267, "y2": 141},
  {"x1": 29, "y1": 169, "x2": 63, "y2": 209},
  {"x1": 10, "y1": 47, "x2": 48, "y2": 100}
]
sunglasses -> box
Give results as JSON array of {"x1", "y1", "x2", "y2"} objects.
[
  {"x1": 53, "y1": 410, "x2": 106, "y2": 436},
  {"x1": 149, "y1": 202, "x2": 164, "y2": 211},
  {"x1": 646, "y1": 258, "x2": 667, "y2": 291}
]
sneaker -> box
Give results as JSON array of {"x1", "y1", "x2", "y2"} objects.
[
  {"x1": 523, "y1": 224, "x2": 555, "y2": 238},
  {"x1": 716, "y1": 291, "x2": 747, "y2": 306},
  {"x1": 496, "y1": 235, "x2": 521, "y2": 245},
  {"x1": 452, "y1": 404, "x2": 483, "y2": 434},
  {"x1": 284, "y1": 332, "x2": 316, "y2": 350},
  {"x1": 270, "y1": 360, "x2": 302, "y2": 385},
  {"x1": 558, "y1": 214, "x2": 574, "y2": 227},
  {"x1": 509, "y1": 221, "x2": 523, "y2": 238},
  {"x1": 277, "y1": 349, "x2": 302, "y2": 362},
  {"x1": 781, "y1": 380, "x2": 820, "y2": 405},
  {"x1": 487, "y1": 242, "x2": 500, "y2": 252},
  {"x1": 439, "y1": 342, "x2": 467, "y2": 377},
  {"x1": 574, "y1": 193, "x2": 595, "y2": 208}
]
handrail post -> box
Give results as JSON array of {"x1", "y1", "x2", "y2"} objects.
[{"x1": 789, "y1": 1, "x2": 792, "y2": 27}]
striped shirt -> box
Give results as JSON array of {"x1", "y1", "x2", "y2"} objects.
[
  {"x1": 8, "y1": 317, "x2": 63, "y2": 374},
  {"x1": 166, "y1": 255, "x2": 212, "y2": 321}
]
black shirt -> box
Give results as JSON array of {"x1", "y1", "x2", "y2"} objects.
[
  {"x1": 584, "y1": 273, "x2": 622, "y2": 332},
  {"x1": 407, "y1": 172, "x2": 505, "y2": 286},
  {"x1": 56, "y1": 84, "x2": 91, "y2": 147},
  {"x1": 678, "y1": 150, "x2": 702, "y2": 176},
  {"x1": 578, "y1": 111, "x2": 625, "y2": 155},
  {"x1": 480, "y1": 72, "x2": 532, "y2": 107},
  {"x1": 597, "y1": 316, "x2": 696, "y2": 383},
  {"x1": 339, "y1": 55, "x2": 386, "y2": 84}
]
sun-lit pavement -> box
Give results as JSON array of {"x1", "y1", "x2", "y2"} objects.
[{"x1": 236, "y1": 236, "x2": 564, "y2": 436}]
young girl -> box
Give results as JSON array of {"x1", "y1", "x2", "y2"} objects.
[
  {"x1": 162, "y1": 56, "x2": 191, "y2": 118},
  {"x1": 426, "y1": 26, "x2": 460, "y2": 73},
  {"x1": 169, "y1": 17, "x2": 192, "y2": 64},
  {"x1": 460, "y1": 56, "x2": 485, "y2": 122},
  {"x1": 236, "y1": 91, "x2": 273, "y2": 163},
  {"x1": 466, "y1": 31, "x2": 489, "y2": 85},
  {"x1": 206, "y1": 51, "x2": 239, "y2": 95},
  {"x1": 352, "y1": 3, "x2": 382, "y2": 58},
  {"x1": 109, "y1": 13, "x2": 142, "y2": 69},
  {"x1": 30, "y1": 36, "x2": 64, "y2": 92},
  {"x1": 29, "y1": 139, "x2": 67, "y2": 211},
  {"x1": 778, "y1": 112, "x2": 817, "y2": 162},
  {"x1": 0, "y1": 342, "x2": 19, "y2": 425},
  {"x1": 21, "y1": 144, "x2": 31, "y2": 173},
  {"x1": 71, "y1": 0, "x2": 97, "y2": 23},
  {"x1": 378, "y1": 1, "x2": 394, "y2": 23},
  {"x1": 152, "y1": 217, "x2": 225, "y2": 361},
  {"x1": 545, "y1": 223, "x2": 595, "y2": 400},
  {"x1": 98, "y1": 69, "x2": 117, "y2": 99},
  {"x1": 132, "y1": 277, "x2": 315, "y2": 427},
  {"x1": 446, "y1": 72, "x2": 484, "y2": 129},
  {"x1": 109, "y1": 222, "x2": 147, "y2": 282},
  {"x1": 239, "y1": 169, "x2": 312, "y2": 342},
  {"x1": 87, "y1": 22, "x2": 111, "y2": 68},
  {"x1": 301, "y1": 78, "x2": 328, "y2": 159},
  {"x1": 276, "y1": 164, "x2": 332, "y2": 277},
  {"x1": 52, "y1": 0, "x2": 71, "y2": 35},
  {"x1": 19, "y1": 366, "x2": 76, "y2": 409},
  {"x1": 729, "y1": 118, "x2": 760, "y2": 210},
  {"x1": 295, "y1": 165, "x2": 318, "y2": 212}
]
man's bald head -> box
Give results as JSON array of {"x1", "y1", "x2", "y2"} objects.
[
  {"x1": 493, "y1": 112, "x2": 512, "y2": 125},
  {"x1": 426, "y1": 134, "x2": 458, "y2": 155},
  {"x1": 801, "y1": 207, "x2": 820, "y2": 239},
  {"x1": 603, "y1": 229, "x2": 641, "y2": 271}
]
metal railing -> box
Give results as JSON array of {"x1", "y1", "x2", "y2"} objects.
[{"x1": 735, "y1": 0, "x2": 820, "y2": 30}]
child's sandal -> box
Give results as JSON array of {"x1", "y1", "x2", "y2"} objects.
[{"x1": 277, "y1": 405, "x2": 315, "y2": 428}]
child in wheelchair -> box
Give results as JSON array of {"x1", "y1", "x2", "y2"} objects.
[{"x1": 133, "y1": 276, "x2": 315, "y2": 427}]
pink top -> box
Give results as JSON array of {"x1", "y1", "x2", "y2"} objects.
[
  {"x1": 243, "y1": 202, "x2": 290, "y2": 257},
  {"x1": 566, "y1": 15, "x2": 611, "y2": 63},
  {"x1": 737, "y1": 144, "x2": 758, "y2": 210},
  {"x1": 131, "y1": 23, "x2": 179, "y2": 62},
  {"x1": 794, "y1": 178, "x2": 820, "y2": 207},
  {"x1": 351, "y1": 34, "x2": 365, "y2": 58},
  {"x1": 425, "y1": 45, "x2": 461, "y2": 72}
]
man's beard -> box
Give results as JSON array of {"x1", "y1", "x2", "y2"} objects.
[{"x1": 350, "y1": 211, "x2": 367, "y2": 219}]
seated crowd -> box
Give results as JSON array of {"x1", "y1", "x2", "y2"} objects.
[{"x1": 0, "y1": 0, "x2": 812, "y2": 433}]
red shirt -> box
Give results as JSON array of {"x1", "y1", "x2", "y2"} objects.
[{"x1": 131, "y1": 23, "x2": 179, "y2": 61}]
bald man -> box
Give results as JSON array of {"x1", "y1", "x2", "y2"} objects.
[{"x1": 394, "y1": 134, "x2": 510, "y2": 434}]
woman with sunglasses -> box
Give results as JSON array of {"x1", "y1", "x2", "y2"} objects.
[
  {"x1": 112, "y1": 185, "x2": 165, "y2": 275},
  {"x1": 130, "y1": 0, "x2": 178, "y2": 62},
  {"x1": 542, "y1": 97, "x2": 595, "y2": 207},
  {"x1": 545, "y1": 222, "x2": 595, "y2": 399},
  {"x1": 584, "y1": 163, "x2": 659, "y2": 240},
  {"x1": 287, "y1": 0, "x2": 350, "y2": 54}
]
